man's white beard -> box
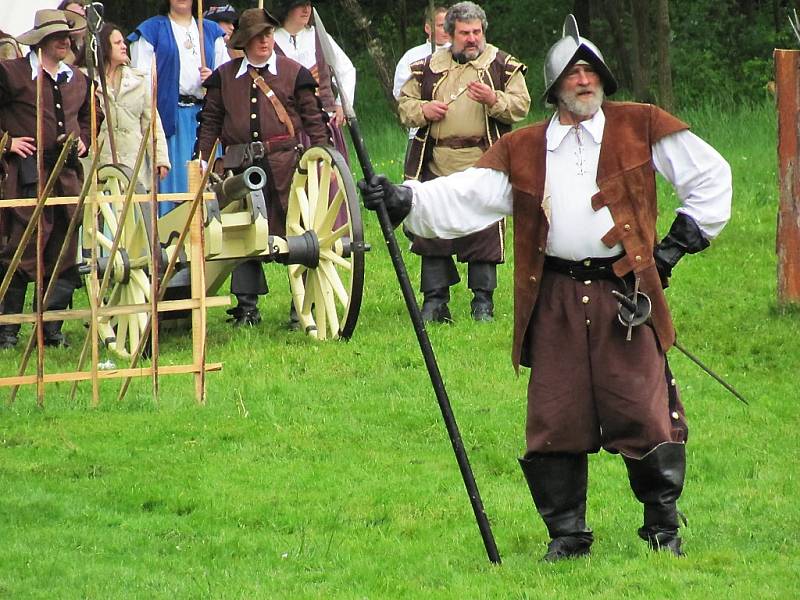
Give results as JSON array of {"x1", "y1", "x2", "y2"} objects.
[{"x1": 560, "y1": 87, "x2": 604, "y2": 118}]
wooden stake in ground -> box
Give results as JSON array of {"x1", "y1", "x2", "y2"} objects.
[
  {"x1": 35, "y1": 49, "x2": 45, "y2": 405},
  {"x1": 775, "y1": 49, "x2": 800, "y2": 305}
]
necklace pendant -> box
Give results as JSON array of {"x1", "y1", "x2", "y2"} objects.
[{"x1": 184, "y1": 38, "x2": 194, "y2": 50}]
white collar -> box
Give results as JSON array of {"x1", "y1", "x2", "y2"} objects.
[
  {"x1": 235, "y1": 52, "x2": 278, "y2": 78},
  {"x1": 28, "y1": 51, "x2": 73, "y2": 83},
  {"x1": 546, "y1": 106, "x2": 605, "y2": 151}
]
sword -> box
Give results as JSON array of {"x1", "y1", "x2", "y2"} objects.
[
  {"x1": 313, "y1": 8, "x2": 502, "y2": 565},
  {"x1": 612, "y1": 289, "x2": 750, "y2": 405}
]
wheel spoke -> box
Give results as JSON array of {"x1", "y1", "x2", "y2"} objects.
[
  {"x1": 320, "y1": 249, "x2": 352, "y2": 270},
  {"x1": 295, "y1": 187, "x2": 311, "y2": 228},
  {"x1": 317, "y1": 268, "x2": 340, "y2": 337},
  {"x1": 319, "y1": 260, "x2": 349, "y2": 307},
  {"x1": 313, "y1": 160, "x2": 333, "y2": 229},
  {"x1": 302, "y1": 271, "x2": 315, "y2": 315},
  {"x1": 95, "y1": 231, "x2": 115, "y2": 253},
  {"x1": 316, "y1": 189, "x2": 345, "y2": 244},
  {"x1": 288, "y1": 222, "x2": 305, "y2": 236},
  {"x1": 99, "y1": 201, "x2": 119, "y2": 233},
  {"x1": 318, "y1": 223, "x2": 349, "y2": 248},
  {"x1": 307, "y1": 159, "x2": 319, "y2": 221},
  {"x1": 312, "y1": 274, "x2": 327, "y2": 340}
]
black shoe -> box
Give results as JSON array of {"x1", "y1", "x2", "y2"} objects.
[
  {"x1": 43, "y1": 332, "x2": 69, "y2": 348},
  {"x1": 471, "y1": 303, "x2": 494, "y2": 321},
  {"x1": 0, "y1": 331, "x2": 18, "y2": 349},
  {"x1": 421, "y1": 301, "x2": 452, "y2": 324},
  {"x1": 226, "y1": 306, "x2": 261, "y2": 326},
  {"x1": 471, "y1": 289, "x2": 494, "y2": 321},
  {"x1": 639, "y1": 527, "x2": 684, "y2": 557},
  {"x1": 542, "y1": 534, "x2": 593, "y2": 562}
]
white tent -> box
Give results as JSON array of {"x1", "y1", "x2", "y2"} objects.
[{"x1": 0, "y1": 0, "x2": 61, "y2": 37}]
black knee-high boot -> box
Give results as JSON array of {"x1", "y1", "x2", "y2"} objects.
[
  {"x1": 519, "y1": 452, "x2": 594, "y2": 561},
  {"x1": 419, "y1": 256, "x2": 459, "y2": 323},
  {"x1": 34, "y1": 277, "x2": 75, "y2": 347},
  {"x1": 623, "y1": 442, "x2": 686, "y2": 556},
  {"x1": 467, "y1": 261, "x2": 497, "y2": 321},
  {"x1": 0, "y1": 279, "x2": 27, "y2": 349}
]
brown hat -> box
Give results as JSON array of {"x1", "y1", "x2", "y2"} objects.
[
  {"x1": 227, "y1": 8, "x2": 280, "y2": 50},
  {"x1": 17, "y1": 9, "x2": 87, "y2": 47}
]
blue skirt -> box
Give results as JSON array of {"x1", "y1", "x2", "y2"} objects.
[{"x1": 159, "y1": 104, "x2": 201, "y2": 215}]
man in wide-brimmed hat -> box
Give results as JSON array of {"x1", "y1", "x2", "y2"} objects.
[
  {"x1": 197, "y1": 8, "x2": 329, "y2": 327},
  {"x1": 0, "y1": 8, "x2": 97, "y2": 349}
]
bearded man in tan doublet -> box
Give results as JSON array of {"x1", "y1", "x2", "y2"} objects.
[{"x1": 397, "y1": 0, "x2": 529, "y2": 323}]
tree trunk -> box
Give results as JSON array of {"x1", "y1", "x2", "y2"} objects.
[
  {"x1": 337, "y1": 0, "x2": 399, "y2": 116},
  {"x1": 604, "y1": 0, "x2": 632, "y2": 91},
  {"x1": 574, "y1": 0, "x2": 592, "y2": 37},
  {"x1": 656, "y1": 0, "x2": 674, "y2": 111},
  {"x1": 630, "y1": 0, "x2": 653, "y2": 102}
]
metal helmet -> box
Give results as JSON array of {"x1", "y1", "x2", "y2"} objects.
[{"x1": 543, "y1": 14, "x2": 617, "y2": 103}]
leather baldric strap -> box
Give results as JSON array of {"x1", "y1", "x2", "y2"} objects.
[{"x1": 248, "y1": 67, "x2": 295, "y2": 138}]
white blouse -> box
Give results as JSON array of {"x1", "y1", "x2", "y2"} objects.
[{"x1": 273, "y1": 26, "x2": 356, "y2": 105}]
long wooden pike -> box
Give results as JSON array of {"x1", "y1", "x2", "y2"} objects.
[
  {"x1": 0, "y1": 135, "x2": 74, "y2": 303},
  {"x1": 117, "y1": 140, "x2": 219, "y2": 402},
  {"x1": 149, "y1": 57, "x2": 160, "y2": 399},
  {"x1": 35, "y1": 49, "x2": 46, "y2": 405},
  {"x1": 8, "y1": 140, "x2": 105, "y2": 404},
  {"x1": 68, "y1": 124, "x2": 151, "y2": 400},
  {"x1": 89, "y1": 82, "x2": 100, "y2": 405},
  {"x1": 197, "y1": 0, "x2": 206, "y2": 70}
]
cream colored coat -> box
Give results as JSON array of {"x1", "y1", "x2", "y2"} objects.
[{"x1": 98, "y1": 65, "x2": 170, "y2": 191}]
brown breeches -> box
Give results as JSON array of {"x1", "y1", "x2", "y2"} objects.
[
  {"x1": 410, "y1": 219, "x2": 505, "y2": 263},
  {"x1": 524, "y1": 270, "x2": 687, "y2": 459}
]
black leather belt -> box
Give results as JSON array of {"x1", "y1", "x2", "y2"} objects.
[
  {"x1": 178, "y1": 94, "x2": 203, "y2": 106},
  {"x1": 544, "y1": 255, "x2": 623, "y2": 281}
]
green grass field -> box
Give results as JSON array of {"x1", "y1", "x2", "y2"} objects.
[{"x1": 1, "y1": 98, "x2": 799, "y2": 599}]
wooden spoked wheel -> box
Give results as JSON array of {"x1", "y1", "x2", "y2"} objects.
[
  {"x1": 81, "y1": 164, "x2": 153, "y2": 358},
  {"x1": 286, "y1": 146, "x2": 365, "y2": 340}
]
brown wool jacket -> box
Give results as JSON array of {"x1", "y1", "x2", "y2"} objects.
[
  {"x1": 0, "y1": 55, "x2": 96, "y2": 278},
  {"x1": 474, "y1": 101, "x2": 689, "y2": 370},
  {"x1": 197, "y1": 55, "x2": 329, "y2": 161}
]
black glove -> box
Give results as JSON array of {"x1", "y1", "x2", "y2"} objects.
[
  {"x1": 357, "y1": 174, "x2": 413, "y2": 228},
  {"x1": 654, "y1": 213, "x2": 710, "y2": 284}
]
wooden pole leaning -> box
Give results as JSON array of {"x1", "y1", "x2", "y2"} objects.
[
  {"x1": 8, "y1": 140, "x2": 105, "y2": 405},
  {"x1": 198, "y1": 0, "x2": 206, "y2": 70},
  {"x1": 35, "y1": 49, "x2": 45, "y2": 405},
  {"x1": 187, "y1": 161, "x2": 208, "y2": 404},
  {"x1": 117, "y1": 139, "x2": 219, "y2": 402},
  {"x1": 775, "y1": 49, "x2": 800, "y2": 305}
]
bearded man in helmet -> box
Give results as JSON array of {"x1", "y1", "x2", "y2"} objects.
[{"x1": 360, "y1": 15, "x2": 732, "y2": 561}]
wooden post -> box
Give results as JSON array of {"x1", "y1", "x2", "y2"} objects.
[
  {"x1": 187, "y1": 160, "x2": 207, "y2": 405},
  {"x1": 775, "y1": 49, "x2": 800, "y2": 306},
  {"x1": 35, "y1": 50, "x2": 45, "y2": 406}
]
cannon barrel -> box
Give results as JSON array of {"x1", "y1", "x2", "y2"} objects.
[{"x1": 212, "y1": 166, "x2": 267, "y2": 208}]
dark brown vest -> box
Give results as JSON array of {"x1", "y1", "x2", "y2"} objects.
[
  {"x1": 274, "y1": 30, "x2": 337, "y2": 111},
  {"x1": 404, "y1": 49, "x2": 527, "y2": 181},
  {"x1": 474, "y1": 101, "x2": 689, "y2": 370}
]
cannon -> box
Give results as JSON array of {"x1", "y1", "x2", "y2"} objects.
[{"x1": 82, "y1": 145, "x2": 366, "y2": 357}]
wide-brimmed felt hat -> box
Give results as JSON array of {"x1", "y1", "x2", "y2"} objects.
[
  {"x1": 204, "y1": 3, "x2": 239, "y2": 24},
  {"x1": 17, "y1": 9, "x2": 87, "y2": 47},
  {"x1": 272, "y1": 1, "x2": 314, "y2": 23},
  {"x1": 228, "y1": 8, "x2": 280, "y2": 50}
]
